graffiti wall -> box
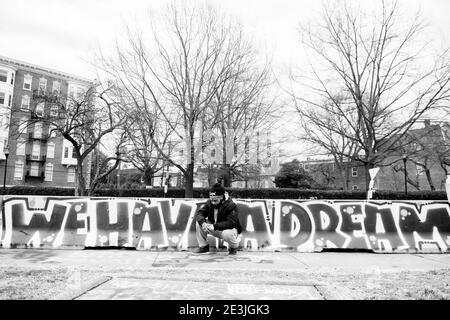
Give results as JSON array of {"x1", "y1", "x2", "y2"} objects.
[{"x1": 1, "y1": 196, "x2": 449, "y2": 253}]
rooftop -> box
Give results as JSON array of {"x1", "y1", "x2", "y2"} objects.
[{"x1": 0, "y1": 55, "x2": 94, "y2": 85}]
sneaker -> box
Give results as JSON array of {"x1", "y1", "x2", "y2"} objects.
[
  {"x1": 228, "y1": 247, "x2": 238, "y2": 255},
  {"x1": 192, "y1": 246, "x2": 209, "y2": 254}
]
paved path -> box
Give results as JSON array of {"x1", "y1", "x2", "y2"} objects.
[
  {"x1": 77, "y1": 277, "x2": 324, "y2": 300},
  {"x1": 2, "y1": 249, "x2": 449, "y2": 271},
  {"x1": 0, "y1": 249, "x2": 449, "y2": 300}
]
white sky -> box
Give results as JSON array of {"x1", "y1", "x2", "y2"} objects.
[
  {"x1": 2, "y1": 0, "x2": 449, "y2": 79},
  {"x1": 1, "y1": 0, "x2": 449, "y2": 159}
]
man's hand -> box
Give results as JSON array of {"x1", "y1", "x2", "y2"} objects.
[{"x1": 202, "y1": 223, "x2": 214, "y2": 232}]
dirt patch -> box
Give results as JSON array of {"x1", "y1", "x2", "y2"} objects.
[
  {"x1": 0, "y1": 266, "x2": 99, "y2": 300},
  {"x1": 308, "y1": 269, "x2": 450, "y2": 300}
]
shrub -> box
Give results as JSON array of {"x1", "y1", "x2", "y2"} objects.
[
  {"x1": 2, "y1": 186, "x2": 75, "y2": 196},
  {"x1": 0, "y1": 186, "x2": 447, "y2": 200}
]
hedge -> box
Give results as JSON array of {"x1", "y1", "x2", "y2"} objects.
[{"x1": 0, "y1": 186, "x2": 447, "y2": 200}]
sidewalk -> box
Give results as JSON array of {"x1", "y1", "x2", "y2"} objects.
[{"x1": 0, "y1": 249, "x2": 449, "y2": 300}]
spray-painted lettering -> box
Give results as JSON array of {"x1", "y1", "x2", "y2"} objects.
[{"x1": 1, "y1": 196, "x2": 449, "y2": 253}]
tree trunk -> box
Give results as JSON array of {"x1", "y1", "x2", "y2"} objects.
[
  {"x1": 339, "y1": 168, "x2": 348, "y2": 191},
  {"x1": 221, "y1": 135, "x2": 231, "y2": 187},
  {"x1": 143, "y1": 166, "x2": 154, "y2": 185},
  {"x1": 220, "y1": 164, "x2": 231, "y2": 187},
  {"x1": 222, "y1": 164, "x2": 231, "y2": 187},
  {"x1": 407, "y1": 176, "x2": 421, "y2": 190},
  {"x1": 337, "y1": 161, "x2": 350, "y2": 191},
  {"x1": 184, "y1": 162, "x2": 194, "y2": 198},
  {"x1": 184, "y1": 132, "x2": 195, "y2": 198},
  {"x1": 364, "y1": 162, "x2": 375, "y2": 192},
  {"x1": 76, "y1": 161, "x2": 86, "y2": 196},
  {"x1": 424, "y1": 168, "x2": 435, "y2": 190},
  {"x1": 88, "y1": 178, "x2": 99, "y2": 196}
]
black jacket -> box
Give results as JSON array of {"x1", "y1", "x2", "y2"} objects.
[{"x1": 195, "y1": 197, "x2": 242, "y2": 234}]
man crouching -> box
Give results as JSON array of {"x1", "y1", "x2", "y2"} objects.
[{"x1": 192, "y1": 183, "x2": 242, "y2": 255}]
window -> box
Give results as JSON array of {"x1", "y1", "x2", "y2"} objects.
[
  {"x1": 50, "y1": 105, "x2": 58, "y2": 117},
  {"x1": 64, "y1": 146, "x2": 69, "y2": 158},
  {"x1": 68, "y1": 167, "x2": 75, "y2": 182},
  {"x1": 0, "y1": 69, "x2": 7, "y2": 82},
  {"x1": 352, "y1": 167, "x2": 358, "y2": 177},
  {"x1": 68, "y1": 86, "x2": 75, "y2": 98},
  {"x1": 34, "y1": 123, "x2": 42, "y2": 138},
  {"x1": 39, "y1": 78, "x2": 47, "y2": 91},
  {"x1": 36, "y1": 102, "x2": 44, "y2": 117},
  {"x1": 14, "y1": 160, "x2": 24, "y2": 180},
  {"x1": 47, "y1": 142, "x2": 55, "y2": 159},
  {"x1": 0, "y1": 114, "x2": 9, "y2": 130},
  {"x1": 72, "y1": 148, "x2": 77, "y2": 158},
  {"x1": 30, "y1": 163, "x2": 39, "y2": 176},
  {"x1": 19, "y1": 117, "x2": 28, "y2": 134},
  {"x1": 23, "y1": 74, "x2": 32, "y2": 90},
  {"x1": 45, "y1": 163, "x2": 53, "y2": 182},
  {"x1": 0, "y1": 139, "x2": 6, "y2": 156},
  {"x1": 0, "y1": 93, "x2": 11, "y2": 106},
  {"x1": 68, "y1": 85, "x2": 86, "y2": 100},
  {"x1": 16, "y1": 139, "x2": 26, "y2": 156},
  {"x1": 416, "y1": 165, "x2": 425, "y2": 176},
  {"x1": 49, "y1": 124, "x2": 57, "y2": 138},
  {"x1": 352, "y1": 185, "x2": 358, "y2": 190},
  {"x1": 76, "y1": 87, "x2": 84, "y2": 99},
  {"x1": 32, "y1": 141, "x2": 40, "y2": 160},
  {"x1": 52, "y1": 81, "x2": 60, "y2": 94},
  {"x1": 21, "y1": 95, "x2": 30, "y2": 109},
  {"x1": 10, "y1": 72, "x2": 14, "y2": 85}
]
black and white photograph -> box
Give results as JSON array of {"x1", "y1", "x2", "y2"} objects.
[{"x1": 0, "y1": 0, "x2": 449, "y2": 308}]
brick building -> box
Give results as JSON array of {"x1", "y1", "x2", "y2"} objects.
[
  {"x1": 0, "y1": 56, "x2": 93, "y2": 188},
  {"x1": 299, "y1": 120, "x2": 449, "y2": 192},
  {"x1": 297, "y1": 155, "x2": 366, "y2": 191},
  {"x1": 375, "y1": 120, "x2": 449, "y2": 192}
]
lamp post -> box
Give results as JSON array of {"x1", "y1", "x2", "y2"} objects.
[
  {"x1": 3, "y1": 147, "x2": 9, "y2": 194},
  {"x1": 116, "y1": 150, "x2": 121, "y2": 190},
  {"x1": 402, "y1": 153, "x2": 407, "y2": 196}
]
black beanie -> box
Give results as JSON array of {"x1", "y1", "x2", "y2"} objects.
[{"x1": 209, "y1": 183, "x2": 225, "y2": 196}]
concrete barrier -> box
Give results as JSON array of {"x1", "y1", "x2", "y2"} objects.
[{"x1": 0, "y1": 196, "x2": 449, "y2": 253}]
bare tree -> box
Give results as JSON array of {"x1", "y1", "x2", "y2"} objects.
[
  {"x1": 96, "y1": 2, "x2": 268, "y2": 197},
  {"x1": 89, "y1": 131, "x2": 127, "y2": 195},
  {"x1": 121, "y1": 106, "x2": 174, "y2": 186},
  {"x1": 204, "y1": 49, "x2": 277, "y2": 187},
  {"x1": 295, "y1": 92, "x2": 360, "y2": 190},
  {"x1": 290, "y1": 0, "x2": 450, "y2": 190},
  {"x1": 402, "y1": 121, "x2": 450, "y2": 190}
]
